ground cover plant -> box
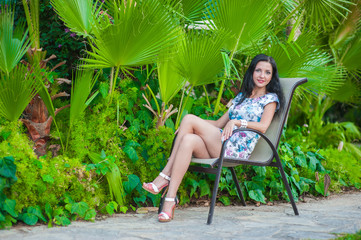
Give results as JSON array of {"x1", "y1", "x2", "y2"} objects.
[{"x1": 0, "y1": 0, "x2": 360, "y2": 229}]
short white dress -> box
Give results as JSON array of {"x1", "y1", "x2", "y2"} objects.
[{"x1": 223, "y1": 92, "x2": 280, "y2": 160}]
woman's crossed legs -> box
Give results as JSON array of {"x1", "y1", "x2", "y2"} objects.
[{"x1": 146, "y1": 114, "x2": 222, "y2": 220}]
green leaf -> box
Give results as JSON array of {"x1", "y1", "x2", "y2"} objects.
[
  {"x1": 84, "y1": 209, "x2": 96, "y2": 221},
  {"x1": 295, "y1": 154, "x2": 307, "y2": 167},
  {"x1": 0, "y1": 6, "x2": 31, "y2": 74},
  {"x1": 71, "y1": 202, "x2": 89, "y2": 218},
  {"x1": 253, "y1": 166, "x2": 266, "y2": 177},
  {"x1": 69, "y1": 70, "x2": 99, "y2": 125},
  {"x1": 0, "y1": 156, "x2": 16, "y2": 179},
  {"x1": 199, "y1": 179, "x2": 210, "y2": 197},
  {"x1": 106, "y1": 201, "x2": 118, "y2": 215},
  {"x1": 20, "y1": 213, "x2": 38, "y2": 225},
  {"x1": 99, "y1": 82, "x2": 109, "y2": 98},
  {"x1": 41, "y1": 174, "x2": 54, "y2": 184},
  {"x1": 219, "y1": 196, "x2": 231, "y2": 206},
  {"x1": 123, "y1": 174, "x2": 140, "y2": 194},
  {"x1": 119, "y1": 206, "x2": 128, "y2": 214},
  {"x1": 4, "y1": 199, "x2": 18, "y2": 217},
  {"x1": 54, "y1": 215, "x2": 71, "y2": 226},
  {"x1": 82, "y1": 1, "x2": 179, "y2": 69},
  {"x1": 248, "y1": 189, "x2": 266, "y2": 204},
  {"x1": 28, "y1": 206, "x2": 46, "y2": 222},
  {"x1": 45, "y1": 203, "x2": 53, "y2": 220},
  {"x1": 185, "y1": 178, "x2": 199, "y2": 198},
  {"x1": 123, "y1": 145, "x2": 138, "y2": 163},
  {"x1": 308, "y1": 156, "x2": 318, "y2": 172},
  {"x1": 0, "y1": 65, "x2": 42, "y2": 121}
]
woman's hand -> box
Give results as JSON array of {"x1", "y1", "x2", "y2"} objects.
[{"x1": 222, "y1": 120, "x2": 237, "y2": 140}]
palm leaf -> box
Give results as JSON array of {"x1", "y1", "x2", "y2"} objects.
[
  {"x1": 160, "y1": 0, "x2": 209, "y2": 23},
  {"x1": 302, "y1": 0, "x2": 354, "y2": 32},
  {"x1": 0, "y1": 65, "x2": 42, "y2": 121},
  {"x1": 206, "y1": 0, "x2": 280, "y2": 53},
  {"x1": 340, "y1": 31, "x2": 361, "y2": 72},
  {"x1": 69, "y1": 68, "x2": 99, "y2": 124},
  {"x1": 174, "y1": 29, "x2": 225, "y2": 86},
  {"x1": 0, "y1": 5, "x2": 31, "y2": 75},
  {"x1": 50, "y1": 0, "x2": 102, "y2": 37},
  {"x1": 83, "y1": 0, "x2": 179, "y2": 69},
  {"x1": 265, "y1": 32, "x2": 344, "y2": 95},
  {"x1": 329, "y1": 1, "x2": 360, "y2": 49},
  {"x1": 158, "y1": 59, "x2": 187, "y2": 106}
]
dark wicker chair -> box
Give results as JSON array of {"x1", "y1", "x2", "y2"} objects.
[{"x1": 160, "y1": 77, "x2": 307, "y2": 224}]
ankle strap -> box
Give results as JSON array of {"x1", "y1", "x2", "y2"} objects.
[
  {"x1": 159, "y1": 172, "x2": 171, "y2": 181},
  {"x1": 164, "y1": 197, "x2": 177, "y2": 202}
]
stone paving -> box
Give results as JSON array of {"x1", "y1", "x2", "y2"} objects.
[{"x1": 1, "y1": 191, "x2": 360, "y2": 240}]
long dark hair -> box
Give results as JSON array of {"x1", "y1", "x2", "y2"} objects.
[{"x1": 236, "y1": 54, "x2": 284, "y2": 111}]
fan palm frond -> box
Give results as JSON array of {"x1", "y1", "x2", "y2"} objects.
[
  {"x1": 174, "y1": 29, "x2": 225, "y2": 86},
  {"x1": 340, "y1": 31, "x2": 361, "y2": 73},
  {"x1": 83, "y1": 0, "x2": 179, "y2": 69},
  {"x1": 0, "y1": 5, "x2": 31, "y2": 75},
  {"x1": 50, "y1": 0, "x2": 102, "y2": 37},
  {"x1": 69, "y1": 68, "x2": 99, "y2": 124},
  {"x1": 329, "y1": 1, "x2": 360, "y2": 49},
  {"x1": 158, "y1": 59, "x2": 187, "y2": 106},
  {"x1": 295, "y1": 0, "x2": 354, "y2": 32},
  {"x1": 0, "y1": 65, "x2": 42, "y2": 121},
  {"x1": 265, "y1": 32, "x2": 344, "y2": 95},
  {"x1": 206, "y1": 0, "x2": 280, "y2": 53}
]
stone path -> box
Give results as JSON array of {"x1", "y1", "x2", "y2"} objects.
[{"x1": 1, "y1": 191, "x2": 360, "y2": 240}]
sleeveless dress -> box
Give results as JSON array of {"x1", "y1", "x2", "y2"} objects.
[{"x1": 223, "y1": 92, "x2": 280, "y2": 160}]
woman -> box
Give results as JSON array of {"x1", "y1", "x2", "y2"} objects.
[{"x1": 143, "y1": 54, "x2": 284, "y2": 222}]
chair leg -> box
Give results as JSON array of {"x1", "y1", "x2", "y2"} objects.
[
  {"x1": 158, "y1": 189, "x2": 166, "y2": 214},
  {"x1": 207, "y1": 166, "x2": 223, "y2": 225},
  {"x1": 230, "y1": 167, "x2": 246, "y2": 206},
  {"x1": 278, "y1": 164, "x2": 299, "y2": 215}
]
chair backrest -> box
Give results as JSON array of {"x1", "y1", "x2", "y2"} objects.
[{"x1": 248, "y1": 78, "x2": 307, "y2": 163}]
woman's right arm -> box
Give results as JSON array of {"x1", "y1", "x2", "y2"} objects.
[{"x1": 205, "y1": 111, "x2": 229, "y2": 129}]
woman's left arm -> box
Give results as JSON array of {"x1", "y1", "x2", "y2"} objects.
[
  {"x1": 222, "y1": 102, "x2": 277, "y2": 140},
  {"x1": 245, "y1": 102, "x2": 277, "y2": 133}
]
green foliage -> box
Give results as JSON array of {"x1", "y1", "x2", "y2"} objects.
[
  {"x1": 0, "y1": 156, "x2": 18, "y2": 229},
  {"x1": 87, "y1": 150, "x2": 126, "y2": 208}
]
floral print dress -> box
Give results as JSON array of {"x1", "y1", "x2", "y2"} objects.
[{"x1": 223, "y1": 92, "x2": 280, "y2": 160}]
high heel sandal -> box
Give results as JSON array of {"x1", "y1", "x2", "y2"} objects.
[
  {"x1": 158, "y1": 197, "x2": 178, "y2": 222},
  {"x1": 142, "y1": 172, "x2": 171, "y2": 195}
]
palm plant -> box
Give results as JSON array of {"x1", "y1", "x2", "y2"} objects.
[
  {"x1": 69, "y1": 69, "x2": 99, "y2": 125},
  {"x1": 0, "y1": 5, "x2": 31, "y2": 75},
  {"x1": 50, "y1": 0, "x2": 102, "y2": 38},
  {"x1": 80, "y1": 0, "x2": 179, "y2": 98},
  {"x1": 281, "y1": 0, "x2": 354, "y2": 33},
  {"x1": 168, "y1": 29, "x2": 225, "y2": 127},
  {"x1": 205, "y1": 0, "x2": 281, "y2": 114},
  {"x1": 264, "y1": 32, "x2": 345, "y2": 96},
  {"x1": 0, "y1": 65, "x2": 42, "y2": 121},
  {"x1": 207, "y1": 0, "x2": 280, "y2": 54}
]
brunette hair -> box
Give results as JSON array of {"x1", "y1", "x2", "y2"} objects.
[{"x1": 236, "y1": 54, "x2": 284, "y2": 111}]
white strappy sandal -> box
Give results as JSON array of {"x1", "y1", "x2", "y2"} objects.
[
  {"x1": 142, "y1": 172, "x2": 171, "y2": 195},
  {"x1": 158, "y1": 197, "x2": 178, "y2": 222}
]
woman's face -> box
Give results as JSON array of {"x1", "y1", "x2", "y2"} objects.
[{"x1": 252, "y1": 61, "x2": 273, "y2": 90}]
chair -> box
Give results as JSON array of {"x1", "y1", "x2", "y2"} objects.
[{"x1": 159, "y1": 77, "x2": 307, "y2": 224}]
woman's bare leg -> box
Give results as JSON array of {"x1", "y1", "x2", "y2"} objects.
[
  {"x1": 159, "y1": 130, "x2": 222, "y2": 218},
  {"x1": 147, "y1": 114, "x2": 221, "y2": 188}
]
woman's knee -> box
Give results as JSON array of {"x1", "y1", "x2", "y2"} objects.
[
  {"x1": 180, "y1": 133, "x2": 199, "y2": 148},
  {"x1": 180, "y1": 114, "x2": 200, "y2": 126}
]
